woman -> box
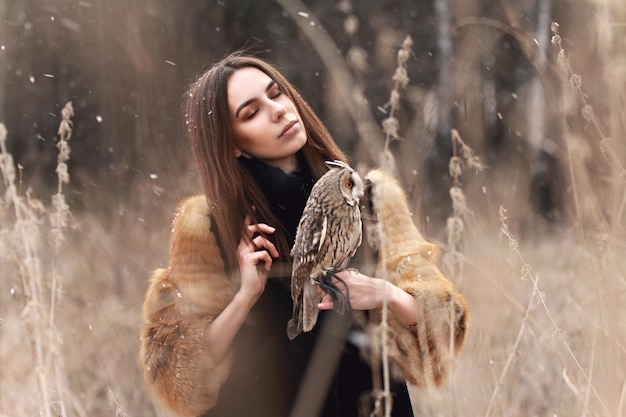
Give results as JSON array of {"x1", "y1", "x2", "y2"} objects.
[{"x1": 139, "y1": 53, "x2": 464, "y2": 417}]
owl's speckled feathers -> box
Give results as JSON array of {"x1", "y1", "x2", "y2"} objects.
[{"x1": 287, "y1": 160, "x2": 364, "y2": 340}]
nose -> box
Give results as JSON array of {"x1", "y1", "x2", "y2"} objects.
[{"x1": 269, "y1": 100, "x2": 287, "y2": 122}]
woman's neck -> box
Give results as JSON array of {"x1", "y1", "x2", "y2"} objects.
[{"x1": 269, "y1": 154, "x2": 298, "y2": 174}]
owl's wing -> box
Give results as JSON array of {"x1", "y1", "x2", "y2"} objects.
[
  {"x1": 302, "y1": 280, "x2": 320, "y2": 332},
  {"x1": 347, "y1": 209, "x2": 363, "y2": 258},
  {"x1": 287, "y1": 272, "x2": 322, "y2": 338},
  {"x1": 291, "y1": 205, "x2": 327, "y2": 264},
  {"x1": 288, "y1": 201, "x2": 331, "y2": 338},
  {"x1": 287, "y1": 293, "x2": 303, "y2": 340},
  {"x1": 301, "y1": 215, "x2": 334, "y2": 332}
]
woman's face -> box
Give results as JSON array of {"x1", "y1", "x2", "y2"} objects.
[{"x1": 227, "y1": 67, "x2": 307, "y2": 173}]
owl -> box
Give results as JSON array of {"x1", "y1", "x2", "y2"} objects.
[{"x1": 286, "y1": 160, "x2": 364, "y2": 340}]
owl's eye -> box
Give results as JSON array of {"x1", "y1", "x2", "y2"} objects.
[{"x1": 345, "y1": 180, "x2": 353, "y2": 189}]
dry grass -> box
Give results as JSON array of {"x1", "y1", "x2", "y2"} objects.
[
  {"x1": 1, "y1": 1, "x2": 625, "y2": 417},
  {"x1": 0, "y1": 106, "x2": 74, "y2": 417}
]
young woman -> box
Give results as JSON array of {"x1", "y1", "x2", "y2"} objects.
[{"x1": 139, "y1": 53, "x2": 465, "y2": 417}]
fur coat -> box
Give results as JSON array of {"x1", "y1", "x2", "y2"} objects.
[{"x1": 139, "y1": 188, "x2": 469, "y2": 417}]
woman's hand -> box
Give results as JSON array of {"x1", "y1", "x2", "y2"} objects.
[
  {"x1": 235, "y1": 215, "x2": 280, "y2": 303},
  {"x1": 317, "y1": 270, "x2": 420, "y2": 327},
  {"x1": 203, "y1": 216, "x2": 279, "y2": 364},
  {"x1": 316, "y1": 270, "x2": 385, "y2": 311}
]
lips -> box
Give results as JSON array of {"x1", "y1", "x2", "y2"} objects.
[{"x1": 279, "y1": 120, "x2": 298, "y2": 138}]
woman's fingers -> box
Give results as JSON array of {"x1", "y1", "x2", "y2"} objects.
[
  {"x1": 251, "y1": 235, "x2": 279, "y2": 258},
  {"x1": 241, "y1": 215, "x2": 279, "y2": 256},
  {"x1": 317, "y1": 293, "x2": 334, "y2": 310},
  {"x1": 250, "y1": 250, "x2": 273, "y2": 272},
  {"x1": 238, "y1": 216, "x2": 279, "y2": 270},
  {"x1": 248, "y1": 222, "x2": 276, "y2": 235},
  {"x1": 244, "y1": 214, "x2": 276, "y2": 236},
  {"x1": 236, "y1": 215, "x2": 279, "y2": 300},
  {"x1": 315, "y1": 277, "x2": 339, "y2": 310},
  {"x1": 315, "y1": 270, "x2": 386, "y2": 311},
  {"x1": 238, "y1": 237, "x2": 277, "y2": 266},
  {"x1": 246, "y1": 223, "x2": 276, "y2": 240}
]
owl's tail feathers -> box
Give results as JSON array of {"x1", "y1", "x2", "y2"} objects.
[
  {"x1": 318, "y1": 270, "x2": 352, "y2": 315},
  {"x1": 287, "y1": 315, "x2": 301, "y2": 340},
  {"x1": 287, "y1": 298, "x2": 304, "y2": 340}
]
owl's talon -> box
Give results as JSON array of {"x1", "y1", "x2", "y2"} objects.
[{"x1": 318, "y1": 270, "x2": 352, "y2": 315}]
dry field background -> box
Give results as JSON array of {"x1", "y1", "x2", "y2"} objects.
[{"x1": 1, "y1": 0, "x2": 625, "y2": 416}]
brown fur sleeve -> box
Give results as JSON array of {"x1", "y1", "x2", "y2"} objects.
[
  {"x1": 380, "y1": 246, "x2": 469, "y2": 387},
  {"x1": 139, "y1": 195, "x2": 237, "y2": 417},
  {"x1": 362, "y1": 168, "x2": 469, "y2": 388}
]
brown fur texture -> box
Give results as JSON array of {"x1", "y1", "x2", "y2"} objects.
[
  {"x1": 139, "y1": 195, "x2": 236, "y2": 417},
  {"x1": 362, "y1": 169, "x2": 469, "y2": 387}
]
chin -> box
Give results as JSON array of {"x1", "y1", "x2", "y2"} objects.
[{"x1": 294, "y1": 130, "x2": 308, "y2": 149}]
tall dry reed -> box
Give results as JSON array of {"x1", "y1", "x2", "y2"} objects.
[
  {"x1": 368, "y1": 34, "x2": 414, "y2": 417},
  {"x1": 0, "y1": 103, "x2": 85, "y2": 417},
  {"x1": 442, "y1": 129, "x2": 486, "y2": 280}
]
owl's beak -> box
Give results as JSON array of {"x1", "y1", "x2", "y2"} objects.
[
  {"x1": 360, "y1": 178, "x2": 373, "y2": 213},
  {"x1": 363, "y1": 178, "x2": 372, "y2": 194}
]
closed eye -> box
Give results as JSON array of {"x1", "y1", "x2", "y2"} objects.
[
  {"x1": 245, "y1": 108, "x2": 259, "y2": 120},
  {"x1": 236, "y1": 80, "x2": 281, "y2": 120},
  {"x1": 244, "y1": 84, "x2": 283, "y2": 120},
  {"x1": 268, "y1": 85, "x2": 282, "y2": 100}
]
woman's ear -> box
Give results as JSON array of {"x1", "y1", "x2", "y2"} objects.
[{"x1": 234, "y1": 147, "x2": 242, "y2": 158}]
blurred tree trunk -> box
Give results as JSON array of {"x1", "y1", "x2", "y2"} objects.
[
  {"x1": 0, "y1": 0, "x2": 5, "y2": 128},
  {"x1": 596, "y1": 0, "x2": 626, "y2": 228},
  {"x1": 527, "y1": 0, "x2": 551, "y2": 154},
  {"x1": 526, "y1": 0, "x2": 561, "y2": 222},
  {"x1": 420, "y1": 0, "x2": 456, "y2": 235},
  {"x1": 435, "y1": 0, "x2": 455, "y2": 140}
]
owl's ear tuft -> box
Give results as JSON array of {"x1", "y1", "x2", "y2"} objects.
[{"x1": 324, "y1": 160, "x2": 349, "y2": 170}]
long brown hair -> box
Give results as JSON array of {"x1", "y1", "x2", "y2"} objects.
[{"x1": 184, "y1": 52, "x2": 347, "y2": 273}]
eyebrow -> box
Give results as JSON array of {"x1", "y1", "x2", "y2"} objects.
[{"x1": 235, "y1": 80, "x2": 277, "y2": 118}]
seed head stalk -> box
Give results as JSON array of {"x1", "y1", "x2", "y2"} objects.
[
  {"x1": 382, "y1": 36, "x2": 413, "y2": 154},
  {"x1": 0, "y1": 101, "x2": 75, "y2": 417},
  {"x1": 1, "y1": 125, "x2": 54, "y2": 416}
]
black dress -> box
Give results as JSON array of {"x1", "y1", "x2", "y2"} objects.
[{"x1": 202, "y1": 153, "x2": 414, "y2": 417}]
